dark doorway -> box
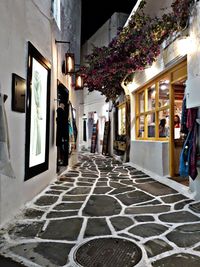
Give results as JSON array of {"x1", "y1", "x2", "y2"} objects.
[{"x1": 56, "y1": 81, "x2": 69, "y2": 173}]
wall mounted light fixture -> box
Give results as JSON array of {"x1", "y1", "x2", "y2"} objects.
[
  {"x1": 55, "y1": 40, "x2": 84, "y2": 90},
  {"x1": 55, "y1": 40, "x2": 75, "y2": 75},
  {"x1": 75, "y1": 72, "x2": 84, "y2": 90},
  {"x1": 65, "y1": 52, "x2": 75, "y2": 74}
]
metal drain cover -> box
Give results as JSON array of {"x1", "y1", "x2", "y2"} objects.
[{"x1": 74, "y1": 237, "x2": 142, "y2": 267}]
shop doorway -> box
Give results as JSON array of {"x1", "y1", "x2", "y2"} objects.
[
  {"x1": 170, "y1": 78, "x2": 189, "y2": 186},
  {"x1": 56, "y1": 81, "x2": 69, "y2": 173},
  {"x1": 113, "y1": 96, "x2": 130, "y2": 162}
]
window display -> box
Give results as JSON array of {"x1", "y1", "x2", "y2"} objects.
[
  {"x1": 139, "y1": 91, "x2": 145, "y2": 113},
  {"x1": 118, "y1": 103, "x2": 126, "y2": 135},
  {"x1": 147, "y1": 85, "x2": 156, "y2": 111},
  {"x1": 147, "y1": 113, "x2": 155, "y2": 138},
  {"x1": 138, "y1": 115, "x2": 145, "y2": 138},
  {"x1": 136, "y1": 78, "x2": 170, "y2": 140},
  {"x1": 159, "y1": 78, "x2": 170, "y2": 107}
]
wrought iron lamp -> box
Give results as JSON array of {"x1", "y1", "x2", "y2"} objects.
[
  {"x1": 55, "y1": 40, "x2": 84, "y2": 89},
  {"x1": 65, "y1": 52, "x2": 75, "y2": 74},
  {"x1": 75, "y1": 72, "x2": 84, "y2": 90},
  {"x1": 55, "y1": 40, "x2": 75, "y2": 75}
]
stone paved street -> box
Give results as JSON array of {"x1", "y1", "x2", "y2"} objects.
[{"x1": 1, "y1": 153, "x2": 200, "y2": 266}]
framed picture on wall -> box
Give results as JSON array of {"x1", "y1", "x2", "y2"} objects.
[
  {"x1": 11, "y1": 73, "x2": 26, "y2": 112},
  {"x1": 25, "y1": 42, "x2": 51, "y2": 180}
]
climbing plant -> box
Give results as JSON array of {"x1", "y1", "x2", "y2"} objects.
[{"x1": 80, "y1": 0, "x2": 195, "y2": 102}]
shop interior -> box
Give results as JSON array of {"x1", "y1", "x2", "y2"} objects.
[{"x1": 170, "y1": 79, "x2": 189, "y2": 186}]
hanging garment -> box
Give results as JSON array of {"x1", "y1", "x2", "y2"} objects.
[
  {"x1": 180, "y1": 95, "x2": 188, "y2": 134},
  {"x1": 0, "y1": 93, "x2": 15, "y2": 178},
  {"x1": 190, "y1": 123, "x2": 198, "y2": 180},
  {"x1": 68, "y1": 102, "x2": 76, "y2": 154},
  {"x1": 179, "y1": 130, "x2": 193, "y2": 177},
  {"x1": 71, "y1": 105, "x2": 78, "y2": 142},
  {"x1": 91, "y1": 120, "x2": 98, "y2": 153},
  {"x1": 83, "y1": 119, "x2": 87, "y2": 141},
  {"x1": 88, "y1": 117, "x2": 94, "y2": 138},
  {"x1": 186, "y1": 108, "x2": 198, "y2": 131},
  {"x1": 179, "y1": 108, "x2": 198, "y2": 180},
  {"x1": 56, "y1": 106, "x2": 68, "y2": 146}
]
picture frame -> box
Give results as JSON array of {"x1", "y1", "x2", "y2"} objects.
[
  {"x1": 11, "y1": 73, "x2": 26, "y2": 113},
  {"x1": 25, "y1": 42, "x2": 51, "y2": 180}
]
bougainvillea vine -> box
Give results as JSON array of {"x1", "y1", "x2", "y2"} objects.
[{"x1": 79, "y1": 0, "x2": 195, "y2": 101}]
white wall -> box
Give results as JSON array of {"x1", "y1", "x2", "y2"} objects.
[
  {"x1": 82, "y1": 13, "x2": 128, "y2": 58},
  {"x1": 130, "y1": 141, "x2": 169, "y2": 176},
  {"x1": 0, "y1": 0, "x2": 81, "y2": 226}
]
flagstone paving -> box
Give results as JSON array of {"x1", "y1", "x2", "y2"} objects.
[{"x1": 1, "y1": 153, "x2": 200, "y2": 266}]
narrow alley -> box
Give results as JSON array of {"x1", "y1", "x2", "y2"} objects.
[{"x1": 1, "y1": 153, "x2": 200, "y2": 267}]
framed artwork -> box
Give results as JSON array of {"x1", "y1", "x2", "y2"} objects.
[
  {"x1": 25, "y1": 42, "x2": 51, "y2": 180},
  {"x1": 11, "y1": 73, "x2": 26, "y2": 112}
]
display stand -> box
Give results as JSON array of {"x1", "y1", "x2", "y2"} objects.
[{"x1": 102, "y1": 121, "x2": 110, "y2": 155}]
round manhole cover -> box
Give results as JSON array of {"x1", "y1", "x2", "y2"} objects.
[{"x1": 74, "y1": 237, "x2": 142, "y2": 267}]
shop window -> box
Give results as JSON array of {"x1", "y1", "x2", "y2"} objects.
[
  {"x1": 139, "y1": 91, "x2": 145, "y2": 113},
  {"x1": 138, "y1": 115, "x2": 145, "y2": 138},
  {"x1": 118, "y1": 103, "x2": 126, "y2": 135},
  {"x1": 147, "y1": 113, "x2": 155, "y2": 138},
  {"x1": 159, "y1": 109, "x2": 170, "y2": 138},
  {"x1": 136, "y1": 79, "x2": 170, "y2": 140},
  {"x1": 159, "y1": 78, "x2": 170, "y2": 107},
  {"x1": 147, "y1": 85, "x2": 156, "y2": 111}
]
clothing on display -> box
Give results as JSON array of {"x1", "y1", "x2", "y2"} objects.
[
  {"x1": 83, "y1": 119, "x2": 87, "y2": 141},
  {"x1": 68, "y1": 102, "x2": 78, "y2": 154},
  {"x1": 56, "y1": 104, "x2": 68, "y2": 146},
  {"x1": 102, "y1": 121, "x2": 110, "y2": 155},
  {"x1": 179, "y1": 107, "x2": 198, "y2": 180},
  {"x1": 88, "y1": 117, "x2": 94, "y2": 139},
  {"x1": 0, "y1": 93, "x2": 15, "y2": 178},
  {"x1": 91, "y1": 121, "x2": 98, "y2": 153},
  {"x1": 181, "y1": 95, "x2": 188, "y2": 135}
]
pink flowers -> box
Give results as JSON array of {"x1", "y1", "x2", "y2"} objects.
[{"x1": 80, "y1": 0, "x2": 194, "y2": 101}]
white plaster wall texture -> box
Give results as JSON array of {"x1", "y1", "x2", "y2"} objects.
[
  {"x1": 0, "y1": 0, "x2": 54, "y2": 226},
  {"x1": 130, "y1": 141, "x2": 169, "y2": 176},
  {"x1": 185, "y1": 3, "x2": 200, "y2": 109},
  {"x1": 187, "y1": 2, "x2": 200, "y2": 79},
  {"x1": 81, "y1": 12, "x2": 128, "y2": 63},
  {"x1": 0, "y1": 0, "x2": 81, "y2": 226}
]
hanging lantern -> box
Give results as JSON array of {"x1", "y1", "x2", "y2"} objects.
[
  {"x1": 65, "y1": 52, "x2": 75, "y2": 74},
  {"x1": 75, "y1": 73, "x2": 84, "y2": 90}
]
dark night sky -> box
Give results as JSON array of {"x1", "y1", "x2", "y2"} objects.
[{"x1": 81, "y1": 0, "x2": 137, "y2": 44}]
